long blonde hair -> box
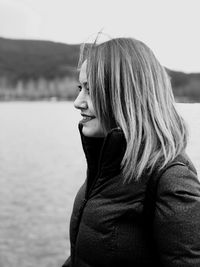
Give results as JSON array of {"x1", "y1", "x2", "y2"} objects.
[{"x1": 78, "y1": 37, "x2": 188, "y2": 182}]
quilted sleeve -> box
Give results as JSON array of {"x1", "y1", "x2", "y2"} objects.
[{"x1": 154, "y1": 165, "x2": 200, "y2": 267}]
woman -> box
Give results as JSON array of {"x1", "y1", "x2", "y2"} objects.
[{"x1": 62, "y1": 37, "x2": 200, "y2": 267}]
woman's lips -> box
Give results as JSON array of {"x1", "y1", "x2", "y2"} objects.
[{"x1": 80, "y1": 114, "x2": 96, "y2": 124}]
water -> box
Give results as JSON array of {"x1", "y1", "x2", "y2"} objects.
[{"x1": 0, "y1": 102, "x2": 199, "y2": 267}]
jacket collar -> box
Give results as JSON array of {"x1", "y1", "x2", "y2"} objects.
[{"x1": 78, "y1": 123, "x2": 127, "y2": 179}]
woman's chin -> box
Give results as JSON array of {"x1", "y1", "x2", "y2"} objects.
[{"x1": 82, "y1": 124, "x2": 105, "y2": 138}]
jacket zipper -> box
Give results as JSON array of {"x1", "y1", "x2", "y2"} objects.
[
  {"x1": 73, "y1": 128, "x2": 121, "y2": 262},
  {"x1": 72, "y1": 148, "x2": 108, "y2": 266}
]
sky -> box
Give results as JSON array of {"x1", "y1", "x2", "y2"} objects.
[{"x1": 0, "y1": 0, "x2": 200, "y2": 73}]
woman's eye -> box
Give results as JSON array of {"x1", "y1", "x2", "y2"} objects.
[
  {"x1": 77, "y1": 84, "x2": 90, "y2": 95},
  {"x1": 86, "y1": 87, "x2": 90, "y2": 94}
]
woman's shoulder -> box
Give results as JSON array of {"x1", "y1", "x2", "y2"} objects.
[
  {"x1": 153, "y1": 153, "x2": 200, "y2": 267},
  {"x1": 157, "y1": 152, "x2": 200, "y2": 203}
]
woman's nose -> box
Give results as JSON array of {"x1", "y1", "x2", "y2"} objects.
[{"x1": 74, "y1": 91, "x2": 88, "y2": 110}]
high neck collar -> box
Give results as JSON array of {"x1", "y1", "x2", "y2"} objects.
[{"x1": 78, "y1": 123, "x2": 127, "y2": 179}]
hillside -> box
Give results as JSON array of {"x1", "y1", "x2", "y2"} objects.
[
  {"x1": 0, "y1": 37, "x2": 200, "y2": 101},
  {"x1": 0, "y1": 37, "x2": 80, "y2": 82}
]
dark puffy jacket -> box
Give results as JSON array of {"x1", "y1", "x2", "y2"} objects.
[{"x1": 62, "y1": 124, "x2": 200, "y2": 267}]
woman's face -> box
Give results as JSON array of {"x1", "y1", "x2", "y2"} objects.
[{"x1": 74, "y1": 61, "x2": 105, "y2": 137}]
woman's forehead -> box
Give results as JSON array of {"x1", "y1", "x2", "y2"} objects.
[{"x1": 79, "y1": 60, "x2": 87, "y2": 84}]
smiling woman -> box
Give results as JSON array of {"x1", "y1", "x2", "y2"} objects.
[{"x1": 62, "y1": 36, "x2": 200, "y2": 267}]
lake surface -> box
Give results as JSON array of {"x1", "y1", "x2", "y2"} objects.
[{"x1": 0, "y1": 102, "x2": 199, "y2": 267}]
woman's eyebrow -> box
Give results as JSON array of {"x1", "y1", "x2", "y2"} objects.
[
  {"x1": 78, "y1": 82, "x2": 88, "y2": 88},
  {"x1": 83, "y1": 82, "x2": 88, "y2": 87}
]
